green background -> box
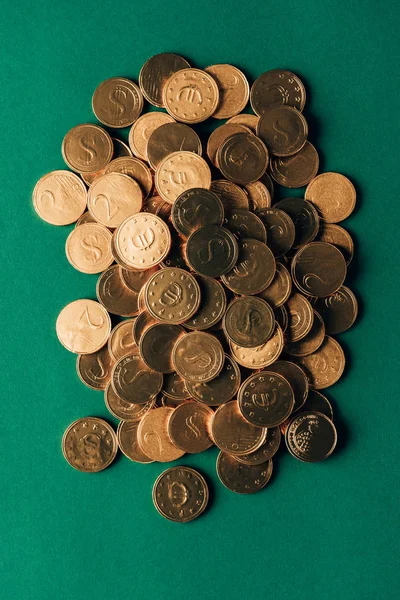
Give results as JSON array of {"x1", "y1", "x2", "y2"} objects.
[{"x1": 1, "y1": 1, "x2": 399, "y2": 598}]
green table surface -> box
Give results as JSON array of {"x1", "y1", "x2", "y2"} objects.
[{"x1": 1, "y1": 1, "x2": 399, "y2": 599}]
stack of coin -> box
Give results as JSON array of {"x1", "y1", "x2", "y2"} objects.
[{"x1": 33, "y1": 53, "x2": 358, "y2": 523}]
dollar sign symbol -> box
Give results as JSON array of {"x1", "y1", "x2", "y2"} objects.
[
  {"x1": 109, "y1": 86, "x2": 127, "y2": 120},
  {"x1": 81, "y1": 235, "x2": 102, "y2": 262},
  {"x1": 89, "y1": 356, "x2": 106, "y2": 381},
  {"x1": 272, "y1": 119, "x2": 291, "y2": 145},
  {"x1": 185, "y1": 415, "x2": 200, "y2": 439}
]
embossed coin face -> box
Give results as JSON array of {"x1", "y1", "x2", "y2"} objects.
[
  {"x1": 155, "y1": 151, "x2": 211, "y2": 204},
  {"x1": 257, "y1": 106, "x2": 308, "y2": 157},
  {"x1": 185, "y1": 225, "x2": 239, "y2": 277},
  {"x1": 256, "y1": 207, "x2": 295, "y2": 257},
  {"x1": 317, "y1": 223, "x2": 354, "y2": 265},
  {"x1": 115, "y1": 213, "x2": 171, "y2": 270},
  {"x1": 218, "y1": 132, "x2": 269, "y2": 185},
  {"x1": 207, "y1": 123, "x2": 251, "y2": 167},
  {"x1": 92, "y1": 77, "x2": 143, "y2": 128},
  {"x1": 111, "y1": 353, "x2": 163, "y2": 404},
  {"x1": 144, "y1": 268, "x2": 200, "y2": 324},
  {"x1": 292, "y1": 242, "x2": 347, "y2": 297},
  {"x1": 225, "y1": 209, "x2": 267, "y2": 243},
  {"x1": 296, "y1": 336, "x2": 345, "y2": 389},
  {"x1": 33, "y1": 170, "x2": 87, "y2": 225},
  {"x1": 137, "y1": 407, "x2": 185, "y2": 462},
  {"x1": 210, "y1": 179, "x2": 249, "y2": 210},
  {"x1": 270, "y1": 141, "x2": 319, "y2": 188},
  {"x1": 162, "y1": 372, "x2": 189, "y2": 400},
  {"x1": 250, "y1": 69, "x2": 306, "y2": 115},
  {"x1": 62, "y1": 417, "x2": 117, "y2": 472},
  {"x1": 211, "y1": 401, "x2": 267, "y2": 455},
  {"x1": 244, "y1": 181, "x2": 272, "y2": 212},
  {"x1": 226, "y1": 113, "x2": 260, "y2": 134},
  {"x1": 66, "y1": 222, "x2": 113, "y2": 274},
  {"x1": 265, "y1": 360, "x2": 309, "y2": 412},
  {"x1": 274, "y1": 197, "x2": 320, "y2": 249},
  {"x1": 103, "y1": 156, "x2": 153, "y2": 199},
  {"x1": 108, "y1": 319, "x2": 139, "y2": 362},
  {"x1": 229, "y1": 323, "x2": 284, "y2": 369},
  {"x1": 186, "y1": 354, "x2": 241, "y2": 406},
  {"x1": 303, "y1": 390, "x2": 333, "y2": 420},
  {"x1": 128, "y1": 112, "x2": 175, "y2": 161},
  {"x1": 96, "y1": 265, "x2": 139, "y2": 316},
  {"x1": 120, "y1": 265, "x2": 158, "y2": 293},
  {"x1": 153, "y1": 466, "x2": 209, "y2": 522},
  {"x1": 168, "y1": 402, "x2": 213, "y2": 453},
  {"x1": 286, "y1": 293, "x2": 314, "y2": 342},
  {"x1": 315, "y1": 286, "x2": 358, "y2": 335},
  {"x1": 163, "y1": 68, "x2": 219, "y2": 123},
  {"x1": 140, "y1": 323, "x2": 184, "y2": 373},
  {"x1": 172, "y1": 188, "x2": 224, "y2": 237},
  {"x1": 234, "y1": 426, "x2": 281, "y2": 465},
  {"x1": 238, "y1": 371, "x2": 294, "y2": 427},
  {"x1": 305, "y1": 172, "x2": 356, "y2": 223},
  {"x1": 62, "y1": 124, "x2": 113, "y2": 173},
  {"x1": 87, "y1": 173, "x2": 142, "y2": 228},
  {"x1": 185, "y1": 275, "x2": 227, "y2": 331},
  {"x1": 223, "y1": 297, "x2": 275, "y2": 348},
  {"x1": 104, "y1": 383, "x2": 155, "y2": 421},
  {"x1": 258, "y1": 261, "x2": 292, "y2": 308},
  {"x1": 56, "y1": 299, "x2": 111, "y2": 354},
  {"x1": 285, "y1": 310, "x2": 325, "y2": 357},
  {"x1": 139, "y1": 53, "x2": 191, "y2": 108},
  {"x1": 222, "y1": 238, "x2": 275, "y2": 295},
  {"x1": 147, "y1": 122, "x2": 202, "y2": 170},
  {"x1": 285, "y1": 411, "x2": 337, "y2": 462},
  {"x1": 217, "y1": 452, "x2": 273, "y2": 494},
  {"x1": 76, "y1": 345, "x2": 114, "y2": 390},
  {"x1": 117, "y1": 420, "x2": 153, "y2": 463},
  {"x1": 172, "y1": 331, "x2": 224, "y2": 383},
  {"x1": 204, "y1": 64, "x2": 249, "y2": 119}
]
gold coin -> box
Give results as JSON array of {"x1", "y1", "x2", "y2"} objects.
[
  {"x1": 204, "y1": 64, "x2": 249, "y2": 119},
  {"x1": 234, "y1": 426, "x2": 281, "y2": 465},
  {"x1": 111, "y1": 353, "x2": 163, "y2": 404},
  {"x1": 65, "y1": 222, "x2": 113, "y2": 274},
  {"x1": 76, "y1": 345, "x2": 114, "y2": 390},
  {"x1": 87, "y1": 172, "x2": 142, "y2": 228},
  {"x1": 211, "y1": 400, "x2": 266, "y2": 456},
  {"x1": 285, "y1": 310, "x2": 325, "y2": 357},
  {"x1": 147, "y1": 122, "x2": 202, "y2": 170},
  {"x1": 217, "y1": 452, "x2": 273, "y2": 494},
  {"x1": 221, "y1": 238, "x2": 275, "y2": 295},
  {"x1": 92, "y1": 77, "x2": 143, "y2": 128},
  {"x1": 257, "y1": 106, "x2": 308, "y2": 157},
  {"x1": 155, "y1": 151, "x2": 211, "y2": 204},
  {"x1": 238, "y1": 371, "x2": 294, "y2": 427},
  {"x1": 140, "y1": 323, "x2": 185, "y2": 373},
  {"x1": 56, "y1": 299, "x2": 111, "y2": 354},
  {"x1": 104, "y1": 382, "x2": 155, "y2": 421},
  {"x1": 217, "y1": 132, "x2": 269, "y2": 185},
  {"x1": 258, "y1": 261, "x2": 292, "y2": 308},
  {"x1": 184, "y1": 275, "x2": 227, "y2": 331},
  {"x1": 117, "y1": 420, "x2": 153, "y2": 463},
  {"x1": 207, "y1": 123, "x2": 251, "y2": 167},
  {"x1": 137, "y1": 407, "x2": 185, "y2": 461},
  {"x1": 139, "y1": 53, "x2": 191, "y2": 108},
  {"x1": 163, "y1": 68, "x2": 219, "y2": 123},
  {"x1": 244, "y1": 180, "x2": 272, "y2": 211},
  {"x1": 75, "y1": 211, "x2": 96, "y2": 227},
  {"x1": 133, "y1": 311, "x2": 158, "y2": 345},
  {"x1": 317, "y1": 223, "x2": 354, "y2": 265},
  {"x1": 286, "y1": 293, "x2": 314, "y2": 342},
  {"x1": 296, "y1": 336, "x2": 345, "y2": 389},
  {"x1": 256, "y1": 207, "x2": 295, "y2": 257},
  {"x1": 226, "y1": 113, "x2": 260, "y2": 134},
  {"x1": 120, "y1": 265, "x2": 158, "y2": 293},
  {"x1": 185, "y1": 354, "x2": 241, "y2": 406},
  {"x1": 103, "y1": 156, "x2": 153, "y2": 199},
  {"x1": 128, "y1": 111, "x2": 175, "y2": 161},
  {"x1": 62, "y1": 123, "x2": 113, "y2": 173},
  {"x1": 96, "y1": 265, "x2": 139, "y2": 316},
  {"x1": 291, "y1": 242, "x2": 347, "y2": 297},
  {"x1": 270, "y1": 141, "x2": 319, "y2": 188},
  {"x1": 229, "y1": 322, "x2": 284, "y2": 369},
  {"x1": 112, "y1": 138, "x2": 132, "y2": 158},
  {"x1": 144, "y1": 267, "x2": 201, "y2": 324},
  {"x1": 285, "y1": 411, "x2": 337, "y2": 462},
  {"x1": 224, "y1": 207, "x2": 267, "y2": 242},
  {"x1": 33, "y1": 170, "x2": 87, "y2": 225},
  {"x1": 62, "y1": 417, "x2": 117, "y2": 472},
  {"x1": 108, "y1": 319, "x2": 139, "y2": 361},
  {"x1": 172, "y1": 331, "x2": 224, "y2": 383},
  {"x1": 250, "y1": 69, "x2": 306, "y2": 115},
  {"x1": 114, "y1": 213, "x2": 171, "y2": 270},
  {"x1": 167, "y1": 402, "x2": 213, "y2": 453},
  {"x1": 152, "y1": 466, "x2": 209, "y2": 522},
  {"x1": 210, "y1": 179, "x2": 249, "y2": 210},
  {"x1": 305, "y1": 172, "x2": 356, "y2": 223},
  {"x1": 314, "y1": 286, "x2": 358, "y2": 334},
  {"x1": 162, "y1": 372, "x2": 190, "y2": 401},
  {"x1": 265, "y1": 360, "x2": 308, "y2": 413},
  {"x1": 223, "y1": 296, "x2": 275, "y2": 348}
]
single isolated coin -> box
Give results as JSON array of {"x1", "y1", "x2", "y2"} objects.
[
  {"x1": 143, "y1": 267, "x2": 201, "y2": 324},
  {"x1": 216, "y1": 452, "x2": 273, "y2": 494},
  {"x1": 185, "y1": 354, "x2": 241, "y2": 406},
  {"x1": 185, "y1": 225, "x2": 239, "y2": 277},
  {"x1": 147, "y1": 122, "x2": 202, "y2": 170},
  {"x1": 274, "y1": 197, "x2": 320, "y2": 249},
  {"x1": 217, "y1": 132, "x2": 269, "y2": 185},
  {"x1": 223, "y1": 296, "x2": 275, "y2": 348},
  {"x1": 87, "y1": 172, "x2": 142, "y2": 228},
  {"x1": 152, "y1": 466, "x2": 209, "y2": 522},
  {"x1": 111, "y1": 353, "x2": 163, "y2": 404},
  {"x1": 270, "y1": 141, "x2": 319, "y2": 188},
  {"x1": 56, "y1": 299, "x2": 111, "y2": 354},
  {"x1": 163, "y1": 68, "x2": 219, "y2": 123},
  {"x1": 128, "y1": 112, "x2": 175, "y2": 161},
  {"x1": 62, "y1": 417, "x2": 117, "y2": 472},
  {"x1": 33, "y1": 170, "x2": 87, "y2": 226},
  {"x1": 62, "y1": 123, "x2": 113, "y2": 174},
  {"x1": 65, "y1": 222, "x2": 113, "y2": 274},
  {"x1": 291, "y1": 242, "x2": 347, "y2": 297},
  {"x1": 172, "y1": 331, "x2": 224, "y2": 383},
  {"x1": 92, "y1": 77, "x2": 143, "y2": 128},
  {"x1": 211, "y1": 400, "x2": 267, "y2": 456},
  {"x1": 250, "y1": 69, "x2": 306, "y2": 115},
  {"x1": 155, "y1": 151, "x2": 211, "y2": 205},
  {"x1": 205, "y1": 64, "x2": 249, "y2": 119},
  {"x1": 285, "y1": 411, "x2": 337, "y2": 462},
  {"x1": 238, "y1": 371, "x2": 294, "y2": 427},
  {"x1": 257, "y1": 106, "x2": 308, "y2": 156},
  {"x1": 305, "y1": 172, "x2": 356, "y2": 223},
  {"x1": 117, "y1": 420, "x2": 153, "y2": 463},
  {"x1": 108, "y1": 319, "x2": 139, "y2": 362},
  {"x1": 139, "y1": 52, "x2": 191, "y2": 107},
  {"x1": 168, "y1": 402, "x2": 214, "y2": 453},
  {"x1": 172, "y1": 188, "x2": 224, "y2": 237},
  {"x1": 137, "y1": 407, "x2": 185, "y2": 462},
  {"x1": 221, "y1": 238, "x2": 275, "y2": 295},
  {"x1": 96, "y1": 265, "x2": 139, "y2": 317},
  {"x1": 314, "y1": 286, "x2": 358, "y2": 334},
  {"x1": 76, "y1": 345, "x2": 114, "y2": 390}
]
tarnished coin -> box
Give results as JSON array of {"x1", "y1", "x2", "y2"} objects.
[
  {"x1": 250, "y1": 69, "x2": 306, "y2": 115},
  {"x1": 96, "y1": 265, "x2": 139, "y2": 316},
  {"x1": 87, "y1": 172, "x2": 142, "y2": 228},
  {"x1": 244, "y1": 181, "x2": 272, "y2": 212},
  {"x1": 186, "y1": 354, "x2": 241, "y2": 406},
  {"x1": 147, "y1": 122, "x2": 202, "y2": 170},
  {"x1": 274, "y1": 197, "x2": 320, "y2": 248},
  {"x1": 155, "y1": 151, "x2": 211, "y2": 204},
  {"x1": 270, "y1": 141, "x2": 319, "y2": 188},
  {"x1": 260, "y1": 172, "x2": 275, "y2": 199},
  {"x1": 56, "y1": 299, "x2": 111, "y2": 354},
  {"x1": 172, "y1": 188, "x2": 224, "y2": 237},
  {"x1": 265, "y1": 360, "x2": 308, "y2": 412},
  {"x1": 112, "y1": 138, "x2": 132, "y2": 158},
  {"x1": 185, "y1": 225, "x2": 239, "y2": 277},
  {"x1": 229, "y1": 323, "x2": 284, "y2": 369},
  {"x1": 221, "y1": 238, "x2": 275, "y2": 295},
  {"x1": 210, "y1": 179, "x2": 249, "y2": 210},
  {"x1": 305, "y1": 172, "x2": 356, "y2": 223},
  {"x1": 207, "y1": 123, "x2": 251, "y2": 167},
  {"x1": 223, "y1": 296, "x2": 275, "y2": 348},
  {"x1": 76, "y1": 345, "x2": 114, "y2": 390},
  {"x1": 185, "y1": 275, "x2": 227, "y2": 331},
  {"x1": 120, "y1": 265, "x2": 158, "y2": 294},
  {"x1": 62, "y1": 124, "x2": 113, "y2": 174},
  {"x1": 205, "y1": 64, "x2": 249, "y2": 119},
  {"x1": 218, "y1": 132, "x2": 269, "y2": 185},
  {"x1": 303, "y1": 390, "x2": 333, "y2": 420},
  {"x1": 161, "y1": 235, "x2": 188, "y2": 270},
  {"x1": 286, "y1": 293, "x2": 314, "y2": 342},
  {"x1": 137, "y1": 407, "x2": 185, "y2": 462},
  {"x1": 163, "y1": 68, "x2": 219, "y2": 123},
  {"x1": 111, "y1": 353, "x2": 163, "y2": 404},
  {"x1": 140, "y1": 323, "x2": 185, "y2": 373},
  {"x1": 144, "y1": 268, "x2": 200, "y2": 324},
  {"x1": 317, "y1": 223, "x2": 354, "y2": 265},
  {"x1": 258, "y1": 261, "x2": 292, "y2": 308},
  {"x1": 33, "y1": 170, "x2": 87, "y2": 226},
  {"x1": 143, "y1": 194, "x2": 168, "y2": 215},
  {"x1": 234, "y1": 426, "x2": 281, "y2": 465},
  {"x1": 114, "y1": 213, "x2": 171, "y2": 270},
  {"x1": 314, "y1": 286, "x2": 358, "y2": 334},
  {"x1": 75, "y1": 211, "x2": 96, "y2": 227},
  {"x1": 104, "y1": 382, "x2": 155, "y2": 421},
  {"x1": 62, "y1": 417, "x2": 117, "y2": 472},
  {"x1": 292, "y1": 242, "x2": 347, "y2": 297},
  {"x1": 117, "y1": 420, "x2": 153, "y2": 463},
  {"x1": 128, "y1": 112, "x2": 175, "y2": 161},
  {"x1": 168, "y1": 402, "x2": 213, "y2": 453},
  {"x1": 226, "y1": 113, "x2": 260, "y2": 134},
  {"x1": 172, "y1": 331, "x2": 224, "y2": 383},
  {"x1": 225, "y1": 209, "x2": 267, "y2": 243},
  {"x1": 108, "y1": 319, "x2": 138, "y2": 362},
  {"x1": 162, "y1": 372, "x2": 189, "y2": 401},
  {"x1": 217, "y1": 452, "x2": 273, "y2": 494},
  {"x1": 285, "y1": 310, "x2": 325, "y2": 357},
  {"x1": 133, "y1": 311, "x2": 158, "y2": 345},
  {"x1": 103, "y1": 156, "x2": 153, "y2": 199},
  {"x1": 257, "y1": 106, "x2": 308, "y2": 156},
  {"x1": 92, "y1": 77, "x2": 143, "y2": 128},
  {"x1": 256, "y1": 207, "x2": 295, "y2": 257},
  {"x1": 139, "y1": 53, "x2": 191, "y2": 108},
  {"x1": 296, "y1": 336, "x2": 345, "y2": 389},
  {"x1": 238, "y1": 371, "x2": 294, "y2": 427},
  {"x1": 152, "y1": 466, "x2": 209, "y2": 522},
  {"x1": 211, "y1": 400, "x2": 266, "y2": 456},
  {"x1": 285, "y1": 411, "x2": 337, "y2": 462},
  {"x1": 65, "y1": 222, "x2": 113, "y2": 274}
]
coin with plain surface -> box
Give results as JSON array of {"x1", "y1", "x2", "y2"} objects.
[
  {"x1": 139, "y1": 53, "x2": 191, "y2": 107},
  {"x1": 163, "y1": 68, "x2": 219, "y2": 123},
  {"x1": 210, "y1": 179, "x2": 249, "y2": 210},
  {"x1": 65, "y1": 222, "x2": 113, "y2": 274},
  {"x1": 303, "y1": 390, "x2": 333, "y2": 420},
  {"x1": 314, "y1": 286, "x2": 358, "y2": 334},
  {"x1": 111, "y1": 353, "x2": 163, "y2": 404},
  {"x1": 114, "y1": 213, "x2": 171, "y2": 270},
  {"x1": 285, "y1": 411, "x2": 337, "y2": 462},
  {"x1": 172, "y1": 331, "x2": 224, "y2": 383},
  {"x1": 155, "y1": 151, "x2": 211, "y2": 204},
  {"x1": 285, "y1": 310, "x2": 325, "y2": 357},
  {"x1": 137, "y1": 407, "x2": 185, "y2": 462},
  {"x1": 104, "y1": 383, "x2": 155, "y2": 421},
  {"x1": 62, "y1": 124, "x2": 113, "y2": 174},
  {"x1": 62, "y1": 417, "x2": 117, "y2": 472},
  {"x1": 258, "y1": 261, "x2": 292, "y2": 308},
  {"x1": 291, "y1": 242, "x2": 347, "y2": 297},
  {"x1": 56, "y1": 299, "x2": 111, "y2": 354},
  {"x1": 317, "y1": 223, "x2": 354, "y2": 265},
  {"x1": 217, "y1": 452, "x2": 273, "y2": 494},
  {"x1": 143, "y1": 267, "x2": 201, "y2": 324},
  {"x1": 184, "y1": 275, "x2": 227, "y2": 331},
  {"x1": 256, "y1": 207, "x2": 295, "y2": 257},
  {"x1": 87, "y1": 172, "x2": 142, "y2": 228},
  {"x1": 92, "y1": 77, "x2": 143, "y2": 128},
  {"x1": 152, "y1": 466, "x2": 209, "y2": 522},
  {"x1": 185, "y1": 225, "x2": 239, "y2": 277},
  {"x1": 229, "y1": 322, "x2": 284, "y2": 369},
  {"x1": 225, "y1": 209, "x2": 267, "y2": 243},
  {"x1": 76, "y1": 345, "x2": 114, "y2": 390},
  {"x1": 171, "y1": 188, "x2": 224, "y2": 237},
  {"x1": 221, "y1": 238, "x2": 275, "y2": 295},
  {"x1": 205, "y1": 64, "x2": 249, "y2": 119},
  {"x1": 218, "y1": 132, "x2": 269, "y2": 185},
  {"x1": 265, "y1": 360, "x2": 308, "y2": 412},
  {"x1": 33, "y1": 170, "x2": 87, "y2": 225},
  {"x1": 238, "y1": 371, "x2": 294, "y2": 427},
  {"x1": 147, "y1": 122, "x2": 202, "y2": 170},
  {"x1": 168, "y1": 402, "x2": 213, "y2": 453},
  {"x1": 186, "y1": 354, "x2": 241, "y2": 406},
  {"x1": 140, "y1": 323, "x2": 185, "y2": 373},
  {"x1": 211, "y1": 400, "x2": 267, "y2": 456},
  {"x1": 226, "y1": 113, "x2": 259, "y2": 133},
  {"x1": 128, "y1": 111, "x2": 175, "y2": 161},
  {"x1": 250, "y1": 69, "x2": 306, "y2": 115},
  {"x1": 305, "y1": 172, "x2": 356, "y2": 223},
  {"x1": 244, "y1": 181, "x2": 272, "y2": 212},
  {"x1": 96, "y1": 265, "x2": 139, "y2": 317},
  {"x1": 270, "y1": 141, "x2": 319, "y2": 188},
  {"x1": 234, "y1": 426, "x2": 281, "y2": 465},
  {"x1": 257, "y1": 106, "x2": 308, "y2": 156},
  {"x1": 295, "y1": 336, "x2": 345, "y2": 389},
  {"x1": 103, "y1": 156, "x2": 153, "y2": 199},
  {"x1": 286, "y1": 293, "x2": 314, "y2": 342},
  {"x1": 274, "y1": 197, "x2": 320, "y2": 249},
  {"x1": 117, "y1": 420, "x2": 153, "y2": 463},
  {"x1": 223, "y1": 296, "x2": 275, "y2": 347}
]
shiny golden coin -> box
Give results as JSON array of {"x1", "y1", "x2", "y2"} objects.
[
  {"x1": 62, "y1": 417, "x2": 117, "y2": 472},
  {"x1": 120, "y1": 265, "x2": 158, "y2": 293},
  {"x1": 152, "y1": 466, "x2": 209, "y2": 522},
  {"x1": 224, "y1": 209, "x2": 267, "y2": 243},
  {"x1": 238, "y1": 370, "x2": 294, "y2": 427},
  {"x1": 75, "y1": 211, "x2": 96, "y2": 227},
  {"x1": 144, "y1": 268, "x2": 201, "y2": 324},
  {"x1": 207, "y1": 123, "x2": 251, "y2": 167},
  {"x1": 96, "y1": 265, "x2": 139, "y2": 317},
  {"x1": 184, "y1": 275, "x2": 227, "y2": 331},
  {"x1": 137, "y1": 407, "x2": 185, "y2": 462},
  {"x1": 305, "y1": 172, "x2": 356, "y2": 223},
  {"x1": 114, "y1": 213, "x2": 171, "y2": 270},
  {"x1": 256, "y1": 207, "x2": 295, "y2": 257},
  {"x1": 221, "y1": 238, "x2": 275, "y2": 295},
  {"x1": 163, "y1": 68, "x2": 219, "y2": 124},
  {"x1": 210, "y1": 179, "x2": 249, "y2": 210},
  {"x1": 103, "y1": 156, "x2": 153, "y2": 199},
  {"x1": 155, "y1": 151, "x2": 211, "y2": 205},
  {"x1": 147, "y1": 122, "x2": 202, "y2": 170},
  {"x1": 140, "y1": 323, "x2": 185, "y2": 373},
  {"x1": 244, "y1": 180, "x2": 272, "y2": 211},
  {"x1": 65, "y1": 222, "x2": 113, "y2": 274},
  {"x1": 285, "y1": 411, "x2": 337, "y2": 462},
  {"x1": 104, "y1": 382, "x2": 155, "y2": 421},
  {"x1": 286, "y1": 293, "x2": 314, "y2": 342},
  {"x1": 218, "y1": 132, "x2": 269, "y2": 185},
  {"x1": 139, "y1": 53, "x2": 191, "y2": 108},
  {"x1": 257, "y1": 106, "x2": 308, "y2": 156},
  {"x1": 205, "y1": 64, "x2": 249, "y2": 119},
  {"x1": 296, "y1": 336, "x2": 345, "y2": 389},
  {"x1": 172, "y1": 331, "x2": 224, "y2": 383},
  {"x1": 128, "y1": 112, "x2": 175, "y2": 161},
  {"x1": 108, "y1": 319, "x2": 139, "y2": 362},
  {"x1": 33, "y1": 170, "x2": 87, "y2": 225},
  {"x1": 291, "y1": 242, "x2": 347, "y2": 297},
  {"x1": 162, "y1": 372, "x2": 190, "y2": 401},
  {"x1": 168, "y1": 402, "x2": 213, "y2": 453},
  {"x1": 111, "y1": 353, "x2": 162, "y2": 404},
  {"x1": 217, "y1": 452, "x2": 273, "y2": 494},
  {"x1": 76, "y1": 345, "x2": 114, "y2": 390},
  {"x1": 56, "y1": 299, "x2": 111, "y2": 354},
  {"x1": 87, "y1": 172, "x2": 142, "y2": 228},
  {"x1": 317, "y1": 223, "x2": 354, "y2": 265},
  {"x1": 185, "y1": 354, "x2": 241, "y2": 406},
  {"x1": 251, "y1": 69, "x2": 306, "y2": 114},
  {"x1": 258, "y1": 261, "x2": 292, "y2": 308},
  {"x1": 234, "y1": 426, "x2": 281, "y2": 465},
  {"x1": 229, "y1": 322, "x2": 284, "y2": 369},
  {"x1": 92, "y1": 77, "x2": 143, "y2": 128},
  {"x1": 223, "y1": 296, "x2": 275, "y2": 348},
  {"x1": 185, "y1": 225, "x2": 239, "y2": 278},
  {"x1": 226, "y1": 113, "x2": 260, "y2": 133},
  {"x1": 211, "y1": 400, "x2": 266, "y2": 456},
  {"x1": 270, "y1": 141, "x2": 319, "y2": 188},
  {"x1": 265, "y1": 360, "x2": 308, "y2": 413},
  {"x1": 117, "y1": 420, "x2": 153, "y2": 463},
  {"x1": 274, "y1": 197, "x2": 320, "y2": 249},
  {"x1": 315, "y1": 286, "x2": 358, "y2": 334},
  {"x1": 285, "y1": 310, "x2": 325, "y2": 357},
  {"x1": 62, "y1": 123, "x2": 113, "y2": 173}
]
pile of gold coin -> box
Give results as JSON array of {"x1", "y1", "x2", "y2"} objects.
[{"x1": 33, "y1": 53, "x2": 358, "y2": 523}]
